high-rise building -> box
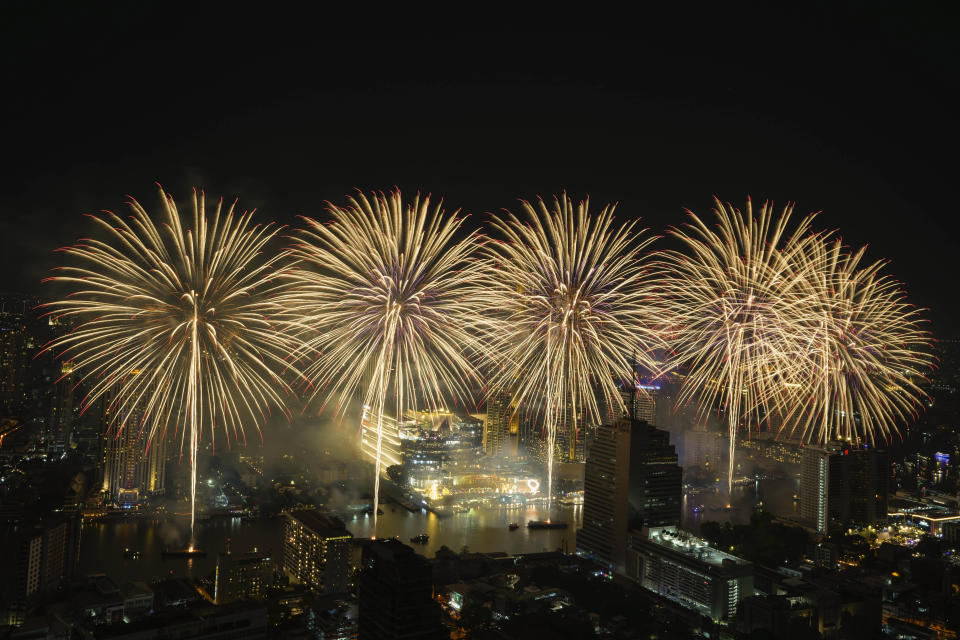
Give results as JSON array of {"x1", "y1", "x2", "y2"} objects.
[
  {"x1": 47, "y1": 360, "x2": 75, "y2": 454},
  {"x1": 360, "y1": 406, "x2": 404, "y2": 470},
  {"x1": 628, "y1": 527, "x2": 754, "y2": 621},
  {"x1": 282, "y1": 510, "x2": 352, "y2": 595},
  {"x1": 483, "y1": 391, "x2": 516, "y2": 457},
  {"x1": 801, "y1": 442, "x2": 888, "y2": 534},
  {"x1": 800, "y1": 445, "x2": 832, "y2": 533},
  {"x1": 0, "y1": 514, "x2": 77, "y2": 626},
  {"x1": 0, "y1": 300, "x2": 34, "y2": 418},
  {"x1": 683, "y1": 425, "x2": 725, "y2": 469},
  {"x1": 578, "y1": 417, "x2": 682, "y2": 573},
  {"x1": 214, "y1": 545, "x2": 274, "y2": 604},
  {"x1": 357, "y1": 539, "x2": 446, "y2": 640},
  {"x1": 102, "y1": 405, "x2": 167, "y2": 506}
]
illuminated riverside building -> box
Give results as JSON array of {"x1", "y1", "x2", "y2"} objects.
[
  {"x1": 214, "y1": 545, "x2": 273, "y2": 604},
  {"x1": 360, "y1": 405, "x2": 417, "y2": 470},
  {"x1": 627, "y1": 528, "x2": 753, "y2": 621},
  {"x1": 101, "y1": 387, "x2": 166, "y2": 505},
  {"x1": 578, "y1": 417, "x2": 682, "y2": 572},
  {"x1": 282, "y1": 510, "x2": 352, "y2": 594},
  {"x1": 800, "y1": 442, "x2": 888, "y2": 534},
  {"x1": 737, "y1": 432, "x2": 804, "y2": 467}
]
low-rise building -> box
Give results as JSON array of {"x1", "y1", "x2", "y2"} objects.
[{"x1": 626, "y1": 527, "x2": 754, "y2": 621}]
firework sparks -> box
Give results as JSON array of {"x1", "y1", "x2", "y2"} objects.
[
  {"x1": 781, "y1": 236, "x2": 933, "y2": 444},
  {"x1": 475, "y1": 193, "x2": 659, "y2": 516},
  {"x1": 280, "y1": 190, "x2": 484, "y2": 530},
  {"x1": 654, "y1": 197, "x2": 819, "y2": 494},
  {"x1": 44, "y1": 188, "x2": 297, "y2": 540}
]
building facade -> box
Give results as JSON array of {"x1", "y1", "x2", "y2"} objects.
[
  {"x1": 214, "y1": 548, "x2": 273, "y2": 604},
  {"x1": 578, "y1": 417, "x2": 682, "y2": 572},
  {"x1": 801, "y1": 442, "x2": 888, "y2": 533},
  {"x1": 282, "y1": 510, "x2": 352, "y2": 594},
  {"x1": 357, "y1": 539, "x2": 446, "y2": 640},
  {"x1": 627, "y1": 527, "x2": 754, "y2": 621}
]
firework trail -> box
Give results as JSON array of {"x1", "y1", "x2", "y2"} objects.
[
  {"x1": 44, "y1": 188, "x2": 296, "y2": 541},
  {"x1": 781, "y1": 236, "x2": 933, "y2": 444},
  {"x1": 475, "y1": 194, "x2": 659, "y2": 516},
  {"x1": 280, "y1": 190, "x2": 484, "y2": 531},
  {"x1": 654, "y1": 197, "x2": 819, "y2": 495}
]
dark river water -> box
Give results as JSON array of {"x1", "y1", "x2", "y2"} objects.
[{"x1": 80, "y1": 477, "x2": 799, "y2": 584}]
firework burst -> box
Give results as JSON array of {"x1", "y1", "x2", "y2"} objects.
[
  {"x1": 475, "y1": 193, "x2": 659, "y2": 515},
  {"x1": 44, "y1": 188, "x2": 297, "y2": 540},
  {"x1": 654, "y1": 197, "x2": 819, "y2": 494},
  {"x1": 279, "y1": 190, "x2": 484, "y2": 530},
  {"x1": 781, "y1": 236, "x2": 933, "y2": 444}
]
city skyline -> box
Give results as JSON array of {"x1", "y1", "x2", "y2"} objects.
[{"x1": 1, "y1": 4, "x2": 958, "y2": 640}]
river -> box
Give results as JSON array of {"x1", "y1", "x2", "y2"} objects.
[{"x1": 80, "y1": 476, "x2": 799, "y2": 584}]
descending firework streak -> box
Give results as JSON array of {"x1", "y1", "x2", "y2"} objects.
[
  {"x1": 45, "y1": 188, "x2": 297, "y2": 540},
  {"x1": 280, "y1": 190, "x2": 484, "y2": 531},
  {"x1": 475, "y1": 194, "x2": 659, "y2": 515},
  {"x1": 654, "y1": 197, "x2": 819, "y2": 495},
  {"x1": 781, "y1": 236, "x2": 933, "y2": 444}
]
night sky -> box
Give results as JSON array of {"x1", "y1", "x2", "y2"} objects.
[{"x1": 2, "y1": 4, "x2": 957, "y2": 333}]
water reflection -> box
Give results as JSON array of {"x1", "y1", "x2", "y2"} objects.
[
  {"x1": 682, "y1": 476, "x2": 800, "y2": 533},
  {"x1": 81, "y1": 503, "x2": 583, "y2": 585},
  {"x1": 80, "y1": 478, "x2": 794, "y2": 585}
]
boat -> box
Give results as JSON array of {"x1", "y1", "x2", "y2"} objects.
[
  {"x1": 527, "y1": 520, "x2": 568, "y2": 530},
  {"x1": 123, "y1": 548, "x2": 141, "y2": 559},
  {"x1": 161, "y1": 547, "x2": 208, "y2": 558},
  {"x1": 692, "y1": 506, "x2": 704, "y2": 514},
  {"x1": 362, "y1": 507, "x2": 384, "y2": 516},
  {"x1": 410, "y1": 534, "x2": 429, "y2": 544},
  {"x1": 708, "y1": 504, "x2": 737, "y2": 513},
  {"x1": 508, "y1": 522, "x2": 519, "y2": 530}
]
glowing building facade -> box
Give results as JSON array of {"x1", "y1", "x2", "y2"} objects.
[
  {"x1": 101, "y1": 388, "x2": 166, "y2": 505},
  {"x1": 360, "y1": 406, "x2": 407, "y2": 470},
  {"x1": 483, "y1": 391, "x2": 517, "y2": 457},
  {"x1": 627, "y1": 527, "x2": 754, "y2": 621},
  {"x1": 282, "y1": 510, "x2": 352, "y2": 595},
  {"x1": 214, "y1": 548, "x2": 273, "y2": 604},
  {"x1": 800, "y1": 442, "x2": 889, "y2": 534}
]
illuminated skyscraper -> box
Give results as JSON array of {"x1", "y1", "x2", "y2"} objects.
[
  {"x1": 483, "y1": 391, "x2": 517, "y2": 457},
  {"x1": 101, "y1": 387, "x2": 166, "y2": 505},
  {"x1": 360, "y1": 406, "x2": 404, "y2": 470},
  {"x1": 0, "y1": 298, "x2": 34, "y2": 417},
  {"x1": 282, "y1": 510, "x2": 352, "y2": 595},
  {"x1": 47, "y1": 360, "x2": 75, "y2": 454},
  {"x1": 801, "y1": 442, "x2": 889, "y2": 534}
]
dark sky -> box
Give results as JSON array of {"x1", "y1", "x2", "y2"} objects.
[{"x1": 2, "y1": 3, "x2": 957, "y2": 334}]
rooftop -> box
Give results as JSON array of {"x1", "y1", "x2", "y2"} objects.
[
  {"x1": 643, "y1": 527, "x2": 751, "y2": 567},
  {"x1": 288, "y1": 509, "x2": 352, "y2": 539}
]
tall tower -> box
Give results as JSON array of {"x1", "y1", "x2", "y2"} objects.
[
  {"x1": 101, "y1": 385, "x2": 167, "y2": 505},
  {"x1": 800, "y1": 445, "x2": 833, "y2": 534},
  {"x1": 578, "y1": 417, "x2": 682, "y2": 573},
  {"x1": 0, "y1": 299, "x2": 32, "y2": 417},
  {"x1": 48, "y1": 361, "x2": 75, "y2": 454},
  {"x1": 483, "y1": 391, "x2": 518, "y2": 457},
  {"x1": 801, "y1": 442, "x2": 888, "y2": 534}
]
